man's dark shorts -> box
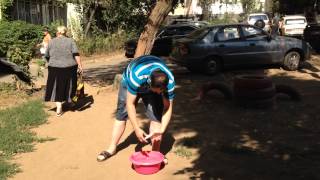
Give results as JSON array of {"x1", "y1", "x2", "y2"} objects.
[{"x1": 116, "y1": 82, "x2": 164, "y2": 122}]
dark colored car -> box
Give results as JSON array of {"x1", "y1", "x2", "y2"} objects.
[
  {"x1": 170, "y1": 24, "x2": 311, "y2": 75},
  {"x1": 304, "y1": 23, "x2": 320, "y2": 53},
  {"x1": 125, "y1": 24, "x2": 201, "y2": 58}
]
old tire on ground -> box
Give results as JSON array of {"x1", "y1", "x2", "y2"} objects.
[
  {"x1": 275, "y1": 84, "x2": 302, "y2": 101},
  {"x1": 233, "y1": 75, "x2": 275, "y2": 108},
  {"x1": 234, "y1": 85, "x2": 276, "y2": 100},
  {"x1": 203, "y1": 57, "x2": 222, "y2": 75},
  {"x1": 235, "y1": 97, "x2": 275, "y2": 109},
  {"x1": 199, "y1": 81, "x2": 233, "y2": 100},
  {"x1": 233, "y1": 75, "x2": 273, "y2": 89},
  {"x1": 283, "y1": 51, "x2": 301, "y2": 71}
]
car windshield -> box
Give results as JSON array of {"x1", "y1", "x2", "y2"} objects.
[
  {"x1": 285, "y1": 19, "x2": 306, "y2": 25},
  {"x1": 186, "y1": 28, "x2": 210, "y2": 39},
  {"x1": 249, "y1": 15, "x2": 268, "y2": 21}
]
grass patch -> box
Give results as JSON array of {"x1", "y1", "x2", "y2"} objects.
[
  {"x1": 34, "y1": 58, "x2": 46, "y2": 67},
  {"x1": 174, "y1": 145, "x2": 193, "y2": 159},
  {"x1": 0, "y1": 100, "x2": 48, "y2": 179},
  {"x1": 0, "y1": 83, "x2": 16, "y2": 94},
  {"x1": 0, "y1": 158, "x2": 18, "y2": 180}
]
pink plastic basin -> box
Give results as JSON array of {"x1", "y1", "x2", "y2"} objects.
[{"x1": 129, "y1": 151, "x2": 164, "y2": 175}]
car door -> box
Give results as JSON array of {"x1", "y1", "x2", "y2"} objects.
[
  {"x1": 240, "y1": 25, "x2": 282, "y2": 65},
  {"x1": 214, "y1": 25, "x2": 250, "y2": 66},
  {"x1": 152, "y1": 25, "x2": 196, "y2": 56}
]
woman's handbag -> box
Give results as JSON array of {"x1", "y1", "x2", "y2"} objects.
[{"x1": 72, "y1": 72, "x2": 85, "y2": 103}]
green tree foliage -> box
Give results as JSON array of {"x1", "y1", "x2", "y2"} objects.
[
  {"x1": 65, "y1": 0, "x2": 157, "y2": 37},
  {"x1": 198, "y1": 0, "x2": 215, "y2": 20},
  {"x1": 241, "y1": 0, "x2": 255, "y2": 14},
  {"x1": 0, "y1": 0, "x2": 13, "y2": 19}
]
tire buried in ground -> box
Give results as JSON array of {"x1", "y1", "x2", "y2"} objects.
[
  {"x1": 233, "y1": 75, "x2": 275, "y2": 108},
  {"x1": 233, "y1": 75, "x2": 273, "y2": 89},
  {"x1": 199, "y1": 81, "x2": 233, "y2": 100},
  {"x1": 234, "y1": 85, "x2": 276, "y2": 100},
  {"x1": 235, "y1": 97, "x2": 275, "y2": 109},
  {"x1": 275, "y1": 84, "x2": 302, "y2": 101}
]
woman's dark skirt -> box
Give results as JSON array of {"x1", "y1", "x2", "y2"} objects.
[{"x1": 45, "y1": 65, "x2": 77, "y2": 102}]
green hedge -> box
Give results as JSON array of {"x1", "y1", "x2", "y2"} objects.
[{"x1": 0, "y1": 20, "x2": 43, "y2": 72}]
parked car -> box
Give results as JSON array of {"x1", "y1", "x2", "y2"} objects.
[
  {"x1": 247, "y1": 13, "x2": 271, "y2": 32},
  {"x1": 125, "y1": 23, "x2": 201, "y2": 58},
  {"x1": 170, "y1": 24, "x2": 311, "y2": 75},
  {"x1": 280, "y1": 15, "x2": 307, "y2": 37}
]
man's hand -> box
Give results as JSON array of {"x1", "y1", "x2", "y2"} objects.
[
  {"x1": 134, "y1": 128, "x2": 148, "y2": 143},
  {"x1": 77, "y1": 67, "x2": 83, "y2": 74},
  {"x1": 144, "y1": 132, "x2": 163, "y2": 142}
]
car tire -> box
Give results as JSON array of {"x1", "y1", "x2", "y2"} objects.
[
  {"x1": 275, "y1": 84, "x2": 301, "y2": 101},
  {"x1": 283, "y1": 51, "x2": 301, "y2": 71},
  {"x1": 234, "y1": 86, "x2": 276, "y2": 100},
  {"x1": 198, "y1": 81, "x2": 233, "y2": 100},
  {"x1": 254, "y1": 19, "x2": 265, "y2": 29},
  {"x1": 203, "y1": 58, "x2": 222, "y2": 75},
  {"x1": 233, "y1": 75, "x2": 273, "y2": 89},
  {"x1": 233, "y1": 75, "x2": 275, "y2": 108},
  {"x1": 235, "y1": 97, "x2": 275, "y2": 109}
]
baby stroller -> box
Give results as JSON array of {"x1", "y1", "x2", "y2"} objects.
[{"x1": 72, "y1": 72, "x2": 85, "y2": 103}]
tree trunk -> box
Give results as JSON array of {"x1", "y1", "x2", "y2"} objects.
[
  {"x1": 134, "y1": 0, "x2": 174, "y2": 58},
  {"x1": 200, "y1": 2, "x2": 211, "y2": 21},
  {"x1": 186, "y1": 0, "x2": 193, "y2": 18},
  {"x1": 84, "y1": 3, "x2": 98, "y2": 38}
]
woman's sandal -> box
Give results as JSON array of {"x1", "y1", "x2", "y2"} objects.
[
  {"x1": 97, "y1": 151, "x2": 115, "y2": 162},
  {"x1": 56, "y1": 107, "x2": 63, "y2": 117},
  {"x1": 56, "y1": 111, "x2": 63, "y2": 117}
]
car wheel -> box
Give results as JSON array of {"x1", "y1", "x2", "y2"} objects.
[
  {"x1": 283, "y1": 51, "x2": 301, "y2": 71},
  {"x1": 203, "y1": 58, "x2": 221, "y2": 75}
]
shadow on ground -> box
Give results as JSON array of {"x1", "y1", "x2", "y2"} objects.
[
  {"x1": 169, "y1": 63, "x2": 320, "y2": 179},
  {"x1": 83, "y1": 61, "x2": 129, "y2": 87},
  {"x1": 84, "y1": 58, "x2": 320, "y2": 180}
]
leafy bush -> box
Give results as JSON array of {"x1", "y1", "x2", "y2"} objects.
[
  {"x1": 0, "y1": 20, "x2": 43, "y2": 73},
  {"x1": 77, "y1": 30, "x2": 136, "y2": 56}
]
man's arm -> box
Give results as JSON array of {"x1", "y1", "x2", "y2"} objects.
[
  {"x1": 126, "y1": 92, "x2": 148, "y2": 143},
  {"x1": 160, "y1": 98, "x2": 173, "y2": 133}
]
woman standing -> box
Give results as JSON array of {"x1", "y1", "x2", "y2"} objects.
[{"x1": 44, "y1": 26, "x2": 83, "y2": 116}]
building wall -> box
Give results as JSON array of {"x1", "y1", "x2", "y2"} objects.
[
  {"x1": 7, "y1": 0, "x2": 67, "y2": 25},
  {"x1": 4, "y1": 0, "x2": 82, "y2": 39},
  {"x1": 170, "y1": 0, "x2": 269, "y2": 17}
]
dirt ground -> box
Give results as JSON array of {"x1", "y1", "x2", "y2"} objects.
[{"x1": 6, "y1": 53, "x2": 320, "y2": 180}]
